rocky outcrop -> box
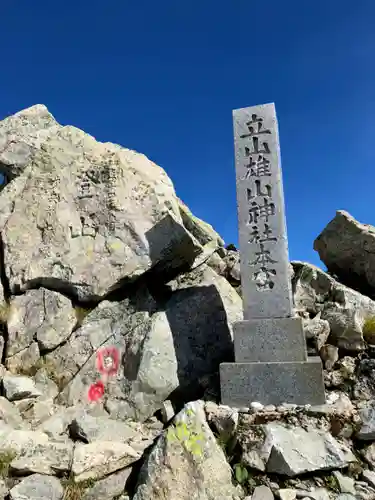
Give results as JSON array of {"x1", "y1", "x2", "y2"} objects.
[
  {"x1": 314, "y1": 211, "x2": 375, "y2": 300},
  {"x1": 1, "y1": 106, "x2": 375, "y2": 499}
]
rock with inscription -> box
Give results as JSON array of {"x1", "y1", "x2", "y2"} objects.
[
  {"x1": 292, "y1": 261, "x2": 375, "y2": 351},
  {"x1": 0, "y1": 106, "x2": 206, "y2": 302},
  {"x1": 314, "y1": 211, "x2": 375, "y2": 299},
  {"x1": 133, "y1": 401, "x2": 241, "y2": 500}
]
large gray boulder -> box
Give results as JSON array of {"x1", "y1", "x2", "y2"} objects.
[
  {"x1": 314, "y1": 211, "x2": 375, "y2": 299},
  {"x1": 292, "y1": 261, "x2": 375, "y2": 351},
  {"x1": 133, "y1": 401, "x2": 240, "y2": 500},
  {"x1": 0, "y1": 105, "x2": 223, "y2": 302},
  {"x1": 52, "y1": 265, "x2": 241, "y2": 422}
]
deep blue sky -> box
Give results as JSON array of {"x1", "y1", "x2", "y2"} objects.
[{"x1": 1, "y1": 1, "x2": 374, "y2": 268}]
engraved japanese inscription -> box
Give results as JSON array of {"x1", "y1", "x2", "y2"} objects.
[{"x1": 233, "y1": 103, "x2": 293, "y2": 319}]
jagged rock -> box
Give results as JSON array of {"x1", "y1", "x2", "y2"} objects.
[
  {"x1": 81, "y1": 468, "x2": 132, "y2": 500},
  {"x1": 292, "y1": 262, "x2": 375, "y2": 351},
  {"x1": 336, "y1": 496, "x2": 356, "y2": 500},
  {"x1": 72, "y1": 441, "x2": 140, "y2": 482},
  {"x1": 303, "y1": 313, "x2": 330, "y2": 352},
  {"x1": 9, "y1": 440, "x2": 73, "y2": 475},
  {"x1": 306, "y1": 392, "x2": 354, "y2": 417},
  {"x1": 333, "y1": 471, "x2": 356, "y2": 494},
  {"x1": 5, "y1": 288, "x2": 76, "y2": 358},
  {"x1": 2, "y1": 374, "x2": 42, "y2": 401},
  {"x1": 160, "y1": 400, "x2": 175, "y2": 424},
  {"x1": 205, "y1": 401, "x2": 239, "y2": 443},
  {"x1": 277, "y1": 490, "x2": 296, "y2": 500},
  {"x1": 294, "y1": 489, "x2": 330, "y2": 500},
  {"x1": 0, "y1": 480, "x2": 7, "y2": 499},
  {"x1": 362, "y1": 469, "x2": 375, "y2": 489},
  {"x1": 68, "y1": 413, "x2": 137, "y2": 443},
  {"x1": 37, "y1": 405, "x2": 108, "y2": 440},
  {"x1": 177, "y1": 197, "x2": 224, "y2": 248},
  {"x1": 9, "y1": 474, "x2": 63, "y2": 500},
  {"x1": 252, "y1": 486, "x2": 274, "y2": 499},
  {"x1": 362, "y1": 443, "x2": 375, "y2": 469},
  {"x1": 0, "y1": 108, "x2": 208, "y2": 302},
  {"x1": 133, "y1": 401, "x2": 240, "y2": 500},
  {"x1": 319, "y1": 344, "x2": 339, "y2": 370},
  {"x1": 357, "y1": 405, "x2": 375, "y2": 440},
  {"x1": 56, "y1": 266, "x2": 241, "y2": 421},
  {"x1": 46, "y1": 285, "x2": 156, "y2": 409},
  {"x1": 314, "y1": 211, "x2": 375, "y2": 299},
  {"x1": 0, "y1": 422, "x2": 49, "y2": 456},
  {"x1": 223, "y1": 250, "x2": 241, "y2": 285},
  {"x1": 18, "y1": 398, "x2": 56, "y2": 427},
  {"x1": 5, "y1": 342, "x2": 40, "y2": 374},
  {"x1": 238, "y1": 422, "x2": 356, "y2": 476},
  {"x1": 0, "y1": 396, "x2": 27, "y2": 429}
]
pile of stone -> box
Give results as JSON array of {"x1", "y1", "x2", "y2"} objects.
[{"x1": 0, "y1": 105, "x2": 374, "y2": 499}]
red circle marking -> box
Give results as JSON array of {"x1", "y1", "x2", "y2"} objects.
[{"x1": 88, "y1": 380, "x2": 105, "y2": 401}]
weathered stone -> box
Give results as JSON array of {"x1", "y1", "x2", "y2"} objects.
[
  {"x1": 10, "y1": 441, "x2": 73, "y2": 475},
  {"x1": 2, "y1": 374, "x2": 42, "y2": 401},
  {"x1": 314, "y1": 211, "x2": 375, "y2": 299},
  {"x1": 292, "y1": 261, "x2": 375, "y2": 351},
  {"x1": 0, "y1": 105, "x2": 58, "y2": 179},
  {"x1": 205, "y1": 401, "x2": 238, "y2": 443},
  {"x1": 252, "y1": 485, "x2": 274, "y2": 500},
  {"x1": 0, "y1": 107, "x2": 204, "y2": 302},
  {"x1": 160, "y1": 400, "x2": 175, "y2": 424},
  {"x1": 5, "y1": 342, "x2": 40, "y2": 375},
  {"x1": 0, "y1": 423, "x2": 49, "y2": 456},
  {"x1": 223, "y1": 250, "x2": 241, "y2": 285},
  {"x1": 9, "y1": 474, "x2": 63, "y2": 500},
  {"x1": 6, "y1": 289, "x2": 76, "y2": 357},
  {"x1": 72, "y1": 441, "x2": 140, "y2": 482},
  {"x1": 37, "y1": 405, "x2": 108, "y2": 440},
  {"x1": 319, "y1": 344, "x2": 339, "y2": 370},
  {"x1": 133, "y1": 401, "x2": 240, "y2": 500},
  {"x1": 333, "y1": 471, "x2": 356, "y2": 494},
  {"x1": 294, "y1": 489, "x2": 330, "y2": 500},
  {"x1": 303, "y1": 313, "x2": 330, "y2": 352},
  {"x1": 263, "y1": 423, "x2": 355, "y2": 476},
  {"x1": 277, "y1": 490, "x2": 296, "y2": 500},
  {"x1": 362, "y1": 443, "x2": 375, "y2": 469},
  {"x1": 177, "y1": 197, "x2": 224, "y2": 248},
  {"x1": 357, "y1": 405, "x2": 375, "y2": 440},
  {"x1": 362, "y1": 469, "x2": 375, "y2": 489},
  {"x1": 0, "y1": 396, "x2": 27, "y2": 429},
  {"x1": 68, "y1": 413, "x2": 137, "y2": 443},
  {"x1": 81, "y1": 468, "x2": 132, "y2": 500}
]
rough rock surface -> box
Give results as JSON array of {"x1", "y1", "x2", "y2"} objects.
[
  {"x1": 314, "y1": 210, "x2": 375, "y2": 299},
  {"x1": 1, "y1": 106, "x2": 375, "y2": 499},
  {"x1": 133, "y1": 401, "x2": 241, "y2": 500}
]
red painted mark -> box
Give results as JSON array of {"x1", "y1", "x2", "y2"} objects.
[
  {"x1": 96, "y1": 346, "x2": 120, "y2": 376},
  {"x1": 88, "y1": 380, "x2": 105, "y2": 402}
]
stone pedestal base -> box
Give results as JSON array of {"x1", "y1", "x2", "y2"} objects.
[
  {"x1": 220, "y1": 357, "x2": 325, "y2": 407},
  {"x1": 233, "y1": 317, "x2": 307, "y2": 363}
]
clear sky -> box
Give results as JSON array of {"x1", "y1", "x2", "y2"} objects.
[{"x1": 1, "y1": 0, "x2": 374, "y2": 268}]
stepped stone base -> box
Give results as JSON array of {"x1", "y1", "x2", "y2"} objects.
[
  {"x1": 220, "y1": 357, "x2": 325, "y2": 407},
  {"x1": 233, "y1": 317, "x2": 307, "y2": 363}
]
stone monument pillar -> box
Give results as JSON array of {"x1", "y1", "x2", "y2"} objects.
[{"x1": 220, "y1": 103, "x2": 325, "y2": 406}]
